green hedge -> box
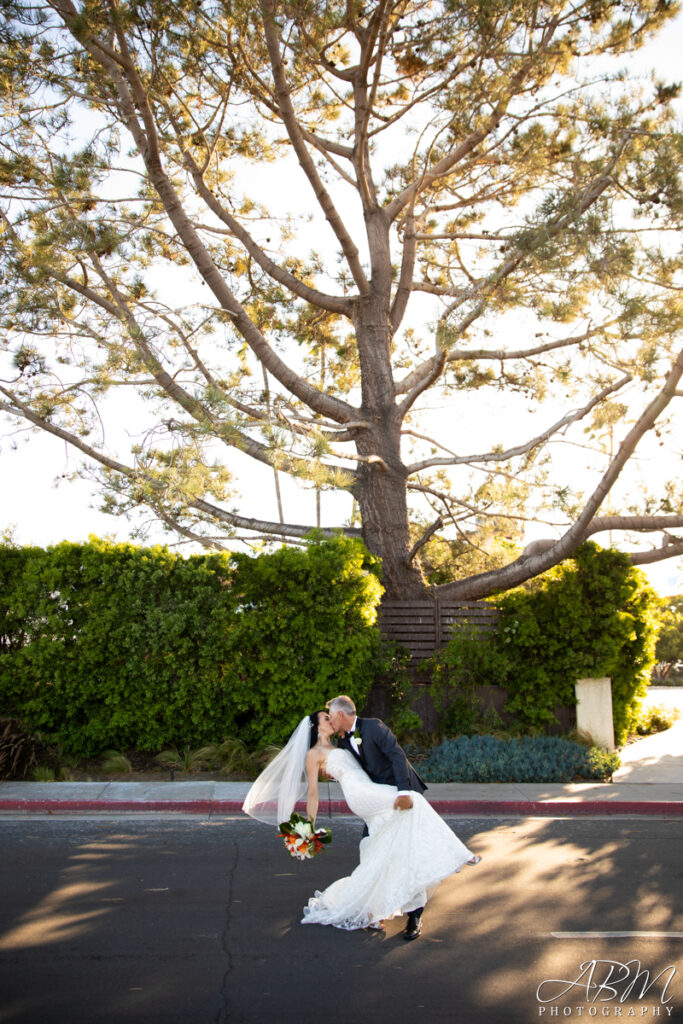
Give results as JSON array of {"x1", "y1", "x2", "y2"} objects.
[
  {"x1": 0, "y1": 534, "x2": 383, "y2": 755},
  {"x1": 430, "y1": 544, "x2": 659, "y2": 745}
]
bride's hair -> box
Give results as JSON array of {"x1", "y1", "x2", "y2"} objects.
[{"x1": 308, "y1": 710, "x2": 326, "y2": 748}]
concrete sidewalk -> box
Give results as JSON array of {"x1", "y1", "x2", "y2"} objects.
[
  {"x1": 612, "y1": 684, "x2": 683, "y2": 783},
  {"x1": 0, "y1": 777, "x2": 682, "y2": 816},
  {"x1": 1, "y1": 686, "x2": 680, "y2": 818}
]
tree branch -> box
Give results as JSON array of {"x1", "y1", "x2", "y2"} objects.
[
  {"x1": 49, "y1": 2, "x2": 359, "y2": 427},
  {"x1": 395, "y1": 149, "x2": 627, "y2": 401},
  {"x1": 406, "y1": 376, "x2": 631, "y2": 474},
  {"x1": 154, "y1": 507, "x2": 231, "y2": 551},
  {"x1": 395, "y1": 328, "x2": 598, "y2": 396},
  {"x1": 390, "y1": 201, "x2": 417, "y2": 333},
  {"x1": 434, "y1": 142, "x2": 629, "y2": 332},
  {"x1": 187, "y1": 497, "x2": 362, "y2": 540},
  {"x1": 351, "y1": 0, "x2": 392, "y2": 216},
  {"x1": 0, "y1": 390, "x2": 151, "y2": 485},
  {"x1": 59, "y1": 257, "x2": 329, "y2": 480},
  {"x1": 585, "y1": 515, "x2": 683, "y2": 537},
  {"x1": 0, "y1": 391, "x2": 361, "y2": 543},
  {"x1": 407, "y1": 481, "x2": 552, "y2": 526},
  {"x1": 629, "y1": 541, "x2": 683, "y2": 566},
  {"x1": 433, "y1": 348, "x2": 683, "y2": 599},
  {"x1": 398, "y1": 346, "x2": 448, "y2": 418},
  {"x1": 384, "y1": 31, "x2": 548, "y2": 224},
  {"x1": 182, "y1": 150, "x2": 354, "y2": 316},
  {"x1": 407, "y1": 516, "x2": 443, "y2": 564},
  {"x1": 260, "y1": 0, "x2": 370, "y2": 294}
]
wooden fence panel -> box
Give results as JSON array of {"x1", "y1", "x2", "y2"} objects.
[
  {"x1": 373, "y1": 600, "x2": 575, "y2": 734},
  {"x1": 378, "y1": 599, "x2": 499, "y2": 668}
]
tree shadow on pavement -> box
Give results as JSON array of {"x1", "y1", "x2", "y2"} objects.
[
  {"x1": 228, "y1": 815, "x2": 683, "y2": 1024},
  {"x1": 0, "y1": 818, "x2": 238, "y2": 1024},
  {"x1": 0, "y1": 816, "x2": 681, "y2": 1024}
]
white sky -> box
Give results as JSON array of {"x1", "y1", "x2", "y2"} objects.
[{"x1": 1, "y1": 10, "x2": 682, "y2": 597}]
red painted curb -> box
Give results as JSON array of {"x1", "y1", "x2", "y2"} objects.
[
  {"x1": 427, "y1": 799, "x2": 683, "y2": 816},
  {"x1": 0, "y1": 800, "x2": 214, "y2": 813},
  {"x1": 1, "y1": 798, "x2": 681, "y2": 816}
]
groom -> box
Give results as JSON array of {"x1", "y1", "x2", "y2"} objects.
[{"x1": 326, "y1": 694, "x2": 428, "y2": 941}]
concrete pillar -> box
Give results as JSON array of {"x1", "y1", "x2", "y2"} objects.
[{"x1": 575, "y1": 677, "x2": 615, "y2": 751}]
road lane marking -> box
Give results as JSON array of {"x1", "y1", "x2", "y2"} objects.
[{"x1": 549, "y1": 932, "x2": 683, "y2": 939}]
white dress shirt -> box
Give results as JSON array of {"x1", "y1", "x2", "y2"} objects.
[{"x1": 347, "y1": 717, "x2": 361, "y2": 755}]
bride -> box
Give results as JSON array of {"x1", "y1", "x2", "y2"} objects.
[{"x1": 243, "y1": 709, "x2": 480, "y2": 935}]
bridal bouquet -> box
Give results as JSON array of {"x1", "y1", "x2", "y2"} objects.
[{"x1": 278, "y1": 812, "x2": 332, "y2": 860}]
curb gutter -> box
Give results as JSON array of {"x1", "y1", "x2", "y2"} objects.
[{"x1": 1, "y1": 798, "x2": 682, "y2": 816}]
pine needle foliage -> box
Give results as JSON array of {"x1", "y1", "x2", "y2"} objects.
[{"x1": 0, "y1": 0, "x2": 681, "y2": 599}]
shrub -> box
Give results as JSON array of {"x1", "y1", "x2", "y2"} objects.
[
  {"x1": 100, "y1": 751, "x2": 133, "y2": 773},
  {"x1": 389, "y1": 709, "x2": 425, "y2": 744},
  {"x1": 154, "y1": 745, "x2": 216, "y2": 771},
  {"x1": 635, "y1": 704, "x2": 680, "y2": 736},
  {"x1": 211, "y1": 737, "x2": 254, "y2": 774},
  {"x1": 416, "y1": 734, "x2": 619, "y2": 783},
  {"x1": 0, "y1": 718, "x2": 37, "y2": 780},
  {"x1": 428, "y1": 620, "x2": 506, "y2": 734},
  {"x1": 224, "y1": 536, "x2": 383, "y2": 746},
  {"x1": 584, "y1": 746, "x2": 621, "y2": 780},
  {"x1": 497, "y1": 545, "x2": 659, "y2": 743},
  {"x1": 654, "y1": 595, "x2": 683, "y2": 678},
  {"x1": 374, "y1": 638, "x2": 426, "y2": 740},
  {"x1": 428, "y1": 544, "x2": 659, "y2": 744},
  {"x1": 0, "y1": 534, "x2": 383, "y2": 755}
]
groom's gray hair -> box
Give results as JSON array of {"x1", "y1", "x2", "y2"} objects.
[{"x1": 327, "y1": 695, "x2": 356, "y2": 716}]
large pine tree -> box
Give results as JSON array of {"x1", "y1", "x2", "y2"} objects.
[{"x1": 1, "y1": 0, "x2": 682, "y2": 597}]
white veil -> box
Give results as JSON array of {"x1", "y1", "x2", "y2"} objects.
[{"x1": 242, "y1": 716, "x2": 312, "y2": 825}]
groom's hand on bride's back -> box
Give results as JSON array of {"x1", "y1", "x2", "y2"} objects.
[{"x1": 394, "y1": 794, "x2": 413, "y2": 811}]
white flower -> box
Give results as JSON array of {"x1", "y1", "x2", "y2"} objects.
[{"x1": 294, "y1": 821, "x2": 312, "y2": 839}]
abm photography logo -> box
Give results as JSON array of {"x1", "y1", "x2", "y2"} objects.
[{"x1": 536, "y1": 959, "x2": 678, "y2": 1017}]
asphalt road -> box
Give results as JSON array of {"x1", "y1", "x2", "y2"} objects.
[{"x1": 0, "y1": 815, "x2": 681, "y2": 1024}]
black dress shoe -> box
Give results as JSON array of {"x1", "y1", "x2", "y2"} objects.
[{"x1": 403, "y1": 915, "x2": 422, "y2": 941}]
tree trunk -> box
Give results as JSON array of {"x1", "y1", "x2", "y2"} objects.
[
  {"x1": 354, "y1": 452, "x2": 428, "y2": 599},
  {"x1": 352, "y1": 292, "x2": 429, "y2": 600}
]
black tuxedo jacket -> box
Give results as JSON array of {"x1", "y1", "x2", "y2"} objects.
[{"x1": 337, "y1": 717, "x2": 427, "y2": 794}]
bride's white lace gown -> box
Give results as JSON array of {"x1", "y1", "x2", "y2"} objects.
[{"x1": 301, "y1": 748, "x2": 475, "y2": 930}]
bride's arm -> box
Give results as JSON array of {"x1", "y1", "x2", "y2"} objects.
[{"x1": 305, "y1": 749, "x2": 320, "y2": 825}]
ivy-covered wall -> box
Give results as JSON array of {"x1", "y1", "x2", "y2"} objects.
[{"x1": 0, "y1": 535, "x2": 383, "y2": 755}]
